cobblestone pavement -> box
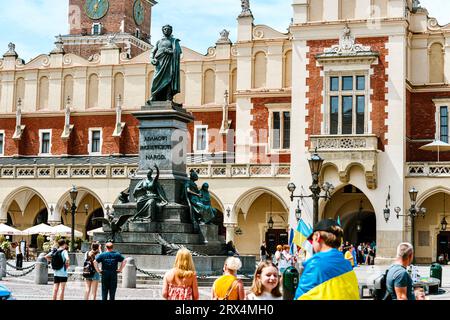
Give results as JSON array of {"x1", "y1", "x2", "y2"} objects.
[{"x1": 3, "y1": 261, "x2": 450, "y2": 300}]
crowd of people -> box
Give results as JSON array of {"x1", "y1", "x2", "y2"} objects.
[
  {"x1": 340, "y1": 241, "x2": 377, "y2": 267},
  {"x1": 13, "y1": 217, "x2": 426, "y2": 301}
]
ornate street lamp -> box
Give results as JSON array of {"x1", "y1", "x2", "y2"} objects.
[
  {"x1": 287, "y1": 150, "x2": 334, "y2": 226},
  {"x1": 392, "y1": 187, "x2": 426, "y2": 258},
  {"x1": 441, "y1": 216, "x2": 448, "y2": 231},
  {"x1": 69, "y1": 185, "x2": 78, "y2": 252},
  {"x1": 441, "y1": 193, "x2": 448, "y2": 231},
  {"x1": 267, "y1": 215, "x2": 274, "y2": 230}
]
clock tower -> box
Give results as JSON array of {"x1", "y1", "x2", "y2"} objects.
[{"x1": 62, "y1": 0, "x2": 157, "y2": 59}]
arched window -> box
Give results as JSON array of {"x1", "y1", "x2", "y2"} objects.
[
  {"x1": 253, "y1": 52, "x2": 267, "y2": 89},
  {"x1": 283, "y1": 51, "x2": 292, "y2": 88},
  {"x1": 113, "y1": 72, "x2": 124, "y2": 107},
  {"x1": 309, "y1": 0, "x2": 323, "y2": 21},
  {"x1": 231, "y1": 68, "x2": 237, "y2": 103},
  {"x1": 14, "y1": 77, "x2": 25, "y2": 112},
  {"x1": 38, "y1": 76, "x2": 49, "y2": 110},
  {"x1": 174, "y1": 70, "x2": 186, "y2": 104},
  {"x1": 340, "y1": 0, "x2": 355, "y2": 20},
  {"x1": 429, "y1": 43, "x2": 445, "y2": 83},
  {"x1": 63, "y1": 75, "x2": 74, "y2": 109},
  {"x1": 203, "y1": 69, "x2": 215, "y2": 104},
  {"x1": 88, "y1": 74, "x2": 99, "y2": 109}
]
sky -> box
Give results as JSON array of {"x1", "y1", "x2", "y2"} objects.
[{"x1": 0, "y1": 0, "x2": 448, "y2": 62}]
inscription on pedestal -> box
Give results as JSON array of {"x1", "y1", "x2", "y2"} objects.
[{"x1": 139, "y1": 128, "x2": 187, "y2": 172}]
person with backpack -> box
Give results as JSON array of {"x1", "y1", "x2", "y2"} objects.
[
  {"x1": 385, "y1": 242, "x2": 415, "y2": 300},
  {"x1": 211, "y1": 256, "x2": 245, "y2": 300},
  {"x1": 45, "y1": 239, "x2": 70, "y2": 300},
  {"x1": 83, "y1": 242, "x2": 101, "y2": 300},
  {"x1": 94, "y1": 242, "x2": 126, "y2": 301}
]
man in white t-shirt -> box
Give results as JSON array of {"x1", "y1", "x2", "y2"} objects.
[
  {"x1": 45, "y1": 239, "x2": 70, "y2": 300},
  {"x1": 14, "y1": 242, "x2": 23, "y2": 269}
]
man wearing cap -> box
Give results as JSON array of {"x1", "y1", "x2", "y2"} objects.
[{"x1": 294, "y1": 219, "x2": 360, "y2": 300}]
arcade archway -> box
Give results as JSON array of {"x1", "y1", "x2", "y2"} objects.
[{"x1": 322, "y1": 185, "x2": 376, "y2": 246}]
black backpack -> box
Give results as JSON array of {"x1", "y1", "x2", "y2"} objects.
[
  {"x1": 373, "y1": 267, "x2": 392, "y2": 300},
  {"x1": 83, "y1": 258, "x2": 96, "y2": 279},
  {"x1": 51, "y1": 249, "x2": 65, "y2": 270}
]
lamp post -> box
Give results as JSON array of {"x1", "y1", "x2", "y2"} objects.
[
  {"x1": 69, "y1": 185, "x2": 78, "y2": 253},
  {"x1": 287, "y1": 151, "x2": 334, "y2": 226},
  {"x1": 391, "y1": 187, "x2": 426, "y2": 255},
  {"x1": 295, "y1": 200, "x2": 302, "y2": 222}
]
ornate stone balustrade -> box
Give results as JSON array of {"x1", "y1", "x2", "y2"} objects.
[
  {"x1": 407, "y1": 163, "x2": 450, "y2": 177},
  {"x1": 0, "y1": 163, "x2": 289, "y2": 179},
  {"x1": 310, "y1": 135, "x2": 379, "y2": 189}
]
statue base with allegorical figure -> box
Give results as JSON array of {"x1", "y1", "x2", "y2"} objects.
[{"x1": 92, "y1": 101, "x2": 250, "y2": 270}]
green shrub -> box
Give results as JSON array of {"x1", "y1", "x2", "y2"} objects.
[
  {"x1": 37, "y1": 234, "x2": 45, "y2": 251},
  {"x1": 0, "y1": 235, "x2": 6, "y2": 244}
]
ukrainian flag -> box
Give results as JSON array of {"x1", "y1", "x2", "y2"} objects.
[
  {"x1": 292, "y1": 219, "x2": 312, "y2": 248},
  {"x1": 294, "y1": 248, "x2": 360, "y2": 300}
]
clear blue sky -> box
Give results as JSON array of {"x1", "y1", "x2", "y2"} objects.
[{"x1": 0, "y1": 0, "x2": 448, "y2": 61}]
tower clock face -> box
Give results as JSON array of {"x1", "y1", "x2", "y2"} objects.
[
  {"x1": 84, "y1": 0, "x2": 109, "y2": 20},
  {"x1": 134, "y1": 0, "x2": 145, "y2": 26}
]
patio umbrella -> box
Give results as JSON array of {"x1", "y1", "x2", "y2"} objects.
[
  {"x1": 419, "y1": 140, "x2": 450, "y2": 162},
  {"x1": 87, "y1": 227, "x2": 103, "y2": 237},
  {"x1": 51, "y1": 224, "x2": 83, "y2": 238},
  {"x1": 21, "y1": 223, "x2": 55, "y2": 236},
  {"x1": 0, "y1": 223, "x2": 23, "y2": 236}
]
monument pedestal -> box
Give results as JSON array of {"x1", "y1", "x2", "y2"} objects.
[{"x1": 94, "y1": 101, "x2": 229, "y2": 258}]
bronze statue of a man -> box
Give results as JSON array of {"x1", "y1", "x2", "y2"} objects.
[
  {"x1": 132, "y1": 165, "x2": 168, "y2": 221},
  {"x1": 149, "y1": 25, "x2": 182, "y2": 102}
]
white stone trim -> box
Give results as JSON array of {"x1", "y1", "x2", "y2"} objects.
[
  {"x1": 38, "y1": 129, "x2": 52, "y2": 156},
  {"x1": 88, "y1": 128, "x2": 103, "y2": 156}
]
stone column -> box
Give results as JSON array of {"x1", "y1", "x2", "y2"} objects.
[
  {"x1": 0, "y1": 252, "x2": 5, "y2": 278},
  {"x1": 122, "y1": 257, "x2": 136, "y2": 288},
  {"x1": 34, "y1": 253, "x2": 48, "y2": 284},
  {"x1": 0, "y1": 205, "x2": 7, "y2": 224},
  {"x1": 224, "y1": 223, "x2": 237, "y2": 243}
]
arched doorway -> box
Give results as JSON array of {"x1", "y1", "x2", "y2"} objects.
[
  {"x1": 416, "y1": 191, "x2": 450, "y2": 263},
  {"x1": 234, "y1": 190, "x2": 289, "y2": 256},
  {"x1": 323, "y1": 184, "x2": 376, "y2": 246},
  {"x1": 85, "y1": 208, "x2": 104, "y2": 238}
]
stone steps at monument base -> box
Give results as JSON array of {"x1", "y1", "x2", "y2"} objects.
[
  {"x1": 181, "y1": 244, "x2": 227, "y2": 256},
  {"x1": 112, "y1": 243, "x2": 163, "y2": 255},
  {"x1": 94, "y1": 232, "x2": 202, "y2": 245},
  {"x1": 124, "y1": 221, "x2": 195, "y2": 234}
]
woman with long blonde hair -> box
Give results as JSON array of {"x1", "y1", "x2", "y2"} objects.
[{"x1": 162, "y1": 248, "x2": 199, "y2": 300}]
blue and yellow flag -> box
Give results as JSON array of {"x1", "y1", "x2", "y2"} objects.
[
  {"x1": 292, "y1": 219, "x2": 312, "y2": 248},
  {"x1": 294, "y1": 248, "x2": 360, "y2": 300}
]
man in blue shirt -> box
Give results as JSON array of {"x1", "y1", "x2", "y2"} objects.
[
  {"x1": 386, "y1": 242, "x2": 415, "y2": 300},
  {"x1": 94, "y1": 242, "x2": 126, "y2": 301}
]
